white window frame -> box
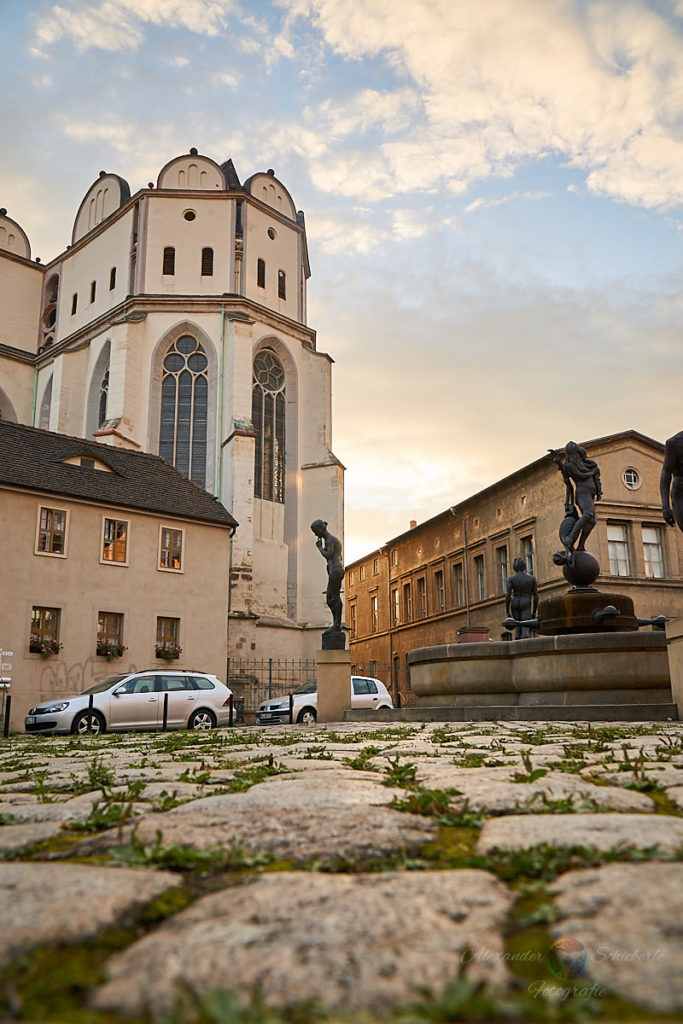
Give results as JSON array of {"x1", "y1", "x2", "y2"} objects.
[
  {"x1": 158, "y1": 525, "x2": 185, "y2": 574},
  {"x1": 100, "y1": 515, "x2": 130, "y2": 567},
  {"x1": 34, "y1": 504, "x2": 69, "y2": 558},
  {"x1": 607, "y1": 523, "x2": 631, "y2": 577},
  {"x1": 642, "y1": 525, "x2": 665, "y2": 579}
]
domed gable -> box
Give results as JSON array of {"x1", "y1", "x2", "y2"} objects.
[
  {"x1": 157, "y1": 151, "x2": 226, "y2": 191},
  {"x1": 0, "y1": 209, "x2": 31, "y2": 259},
  {"x1": 243, "y1": 171, "x2": 296, "y2": 220},
  {"x1": 72, "y1": 172, "x2": 131, "y2": 244}
]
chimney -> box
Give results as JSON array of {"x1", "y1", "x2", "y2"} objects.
[{"x1": 410, "y1": 520, "x2": 417, "y2": 530}]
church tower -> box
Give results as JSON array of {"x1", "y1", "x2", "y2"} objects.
[{"x1": 0, "y1": 151, "x2": 344, "y2": 660}]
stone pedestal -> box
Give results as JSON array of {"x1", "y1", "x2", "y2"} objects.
[
  {"x1": 316, "y1": 649, "x2": 351, "y2": 723},
  {"x1": 665, "y1": 616, "x2": 683, "y2": 719}
]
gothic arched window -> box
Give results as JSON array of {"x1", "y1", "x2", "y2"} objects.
[
  {"x1": 159, "y1": 335, "x2": 208, "y2": 487},
  {"x1": 252, "y1": 348, "x2": 285, "y2": 503},
  {"x1": 39, "y1": 377, "x2": 53, "y2": 430},
  {"x1": 98, "y1": 369, "x2": 109, "y2": 428}
]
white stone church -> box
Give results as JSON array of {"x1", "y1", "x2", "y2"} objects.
[{"x1": 0, "y1": 149, "x2": 344, "y2": 661}]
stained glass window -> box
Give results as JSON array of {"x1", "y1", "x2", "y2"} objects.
[
  {"x1": 159, "y1": 335, "x2": 208, "y2": 487},
  {"x1": 252, "y1": 349, "x2": 285, "y2": 503}
]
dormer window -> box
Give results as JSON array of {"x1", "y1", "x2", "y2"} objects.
[{"x1": 62, "y1": 454, "x2": 113, "y2": 472}]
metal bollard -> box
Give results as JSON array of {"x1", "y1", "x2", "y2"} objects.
[
  {"x1": 229, "y1": 694, "x2": 234, "y2": 727},
  {"x1": 3, "y1": 695, "x2": 11, "y2": 738},
  {"x1": 288, "y1": 692, "x2": 294, "y2": 725},
  {"x1": 88, "y1": 693, "x2": 94, "y2": 733},
  {"x1": 162, "y1": 692, "x2": 169, "y2": 730}
]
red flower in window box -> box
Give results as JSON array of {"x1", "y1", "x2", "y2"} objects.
[
  {"x1": 96, "y1": 638, "x2": 127, "y2": 659},
  {"x1": 155, "y1": 643, "x2": 182, "y2": 661},
  {"x1": 29, "y1": 636, "x2": 62, "y2": 658}
]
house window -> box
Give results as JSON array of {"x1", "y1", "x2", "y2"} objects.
[
  {"x1": 417, "y1": 577, "x2": 427, "y2": 618},
  {"x1": 109, "y1": 267, "x2": 116, "y2": 290},
  {"x1": 391, "y1": 549, "x2": 398, "y2": 567},
  {"x1": 257, "y1": 258, "x2": 265, "y2": 288},
  {"x1": 373, "y1": 557, "x2": 379, "y2": 575},
  {"x1": 642, "y1": 526, "x2": 664, "y2": 579},
  {"x1": 348, "y1": 570, "x2": 354, "y2": 586},
  {"x1": 30, "y1": 606, "x2": 60, "y2": 651},
  {"x1": 156, "y1": 616, "x2": 180, "y2": 653},
  {"x1": 474, "y1": 554, "x2": 485, "y2": 601},
  {"x1": 350, "y1": 603, "x2": 357, "y2": 638},
  {"x1": 359, "y1": 565, "x2": 366, "y2": 582},
  {"x1": 434, "y1": 569, "x2": 445, "y2": 613},
  {"x1": 159, "y1": 527, "x2": 183, "y2": 571},
  {"x1": 97, "y1": 612, "x2": 123, "y2": 655},
  {"x1": 278, "y1": 269, "x2": 286, "y2": 299},
  {"x1": 623, "y1": 468, "x2": 640, "y2": 489},
  {"x1": 371, "y1": 595, "x2": 378, "y2": 633},
  {"x1": 607, "y1": 523, "x2": 631, "y2": 576},
  {"x1": 98, "y1": 369, "x2": 109, "y2": 428},
  {"x1": 201, "y1": 247, "x2": 214, "y2": 276},
  {"x1": 521, "y1": 535, "x2": 534, "y2": 576},
  {"x1": 496, "y1": 545, "x2": 508, "y2": 593},
  {"x1": 391, "y1": 587, "x2": 399, "y2": 626},
  {"x1": 71, "y1": 293, "x2": 78, "y2": 315},
  {"x1": 162, "y1": 247, "x2": 176, "y2": 275},
  {"x1": 453, "y1": 562, "x2": 464, "y2": 606},
  {"x1": 36, "y1": 507, "x2": 67, "y2": 556},
  {"x1": 159, "y1": 335, "x2": 208, "y2": 488},
  {"x1": 402, "y1": 582, "x2": 412, "y2": 621},
  {"x1": 252, "y1": 348, "x2": 285, "y2": 503},
  {"x1": 90, "y1": 280, "x2": 96, "y2": 303},
  {"x1": 102, "y1": 518, "x2": 128, "y2": 564},
  {"x1": 39, "y1": 376, "x2": 53, "y2": 430}
]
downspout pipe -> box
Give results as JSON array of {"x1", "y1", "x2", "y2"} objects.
[
  {"x1": 31, "y1": 365, "x2": 39, "y2": 426},
  {"x1": 216, "y1": 303, "x2": 226, "y2": 497}
]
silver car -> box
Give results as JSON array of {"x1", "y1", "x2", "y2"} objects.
[
  {"x1": 257, "y1": 676, "x2": 394, "y2": 725},
  {"x1": 25, "y1": 669, "x2": 233, "y2": 735}
]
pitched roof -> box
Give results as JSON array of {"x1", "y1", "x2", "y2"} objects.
[{"x1": 0, "y1": 421, "x2": 237, "y2": 529}]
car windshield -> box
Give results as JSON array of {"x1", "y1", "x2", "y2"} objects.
[
  {"x1": 293, "y1": 680, "x2": 317, "y2": 694},
  {"x1": 80, "y1": 675, "x2": 128, "y2": 694}
]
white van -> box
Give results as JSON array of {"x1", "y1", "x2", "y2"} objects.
[{"x1": 256, "y1": 676, "x2": 393, "y2": 725}]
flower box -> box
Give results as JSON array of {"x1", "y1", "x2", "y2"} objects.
[
  {"x1": 29, "y1": 637, "x2": 62, "y2": 658},
  {"x1": 96, "y1": 639, "x2": 127, "y2": 659},
  {"x1": 155, "y1": 644, "x2": 182, "y2": 661}
]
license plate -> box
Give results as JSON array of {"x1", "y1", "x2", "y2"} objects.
[
  {"x1": 260, "y1": 713, "x2": 273, "y2": 720},
  {"x1": 26, "y1": 716, "x2": 36, "y2": 724}
]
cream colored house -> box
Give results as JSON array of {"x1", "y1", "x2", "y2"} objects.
[
  {"x1": 0, "y1": 152, "x2": 343, "y2": 661},
  {"x1": 0, "y1": 420, "x2": 237, "y2": 729}
]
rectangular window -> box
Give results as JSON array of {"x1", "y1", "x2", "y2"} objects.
[
  {"x1": 370, "y1": 595, "x2": 378, "y2": 633},
  {"x1": 348, "y1": 570, "x2": 354, "y2": 587},
  {"x1": 607, "y1": 524, "x2": 631, "y2": 576},
  {"x1": 453, "y1": 563, "x2": 464, "y2": 606},
  {"x1": 474, "y1": 554, "x2": 485, "y2": 601},
  {"x1": 97, "y1": 611, "x2": 123, "y2": 656},
  {"x1": 71, "y1": 293, "x2": 78, "y2": 315},
  {"x1": 521, "y1": 535, "x2": 534, "y2": 576},
  {"x1": 159, "y1": 527, "x2": 183, "y2": 571},
  {"x1": 162, "y1": 247, "x2": 176, "y2": 275},
  {"x1": 278, "y1": 269, "x2": 286, "y2": 299},
  {"x1": 201, "y1": 247, "x2": 214, "y2": 276},
  {"x1": 350, "y1": 603, "x2": 357, "y2": 638},
  {"x1": 30, "y1": 606, "x2": 60, "y2": 652},
  {"x1": 391, "y1": 587, "x2": 399, "y2": 626},
  {"x1": 109, "y1": 266, "x2": 116, "y2": 290},
  {"x1": 90, "y1": 280, "x2": 96, "y2": 303},
  {"x1": 391, "y1": 548, "x2": 398, "y2": 567},
  {"x1": 642, "y1": 526, "x2": 665, "y2": 579},
  {"x1": 359, "y1": 565, "x2": 366, "y2": 582},
  {"x1": 434, "y1": 569, "x2": 445, "y2": 613},
  {"x1": 156, "y1": 616, "x2": 180, "y2": 654},
  {"x1": 36, "y1": 506, "x2": 67, "y2": 556},
  {"x1": 417, "y1": 576, "x2": 427, "y2": 618},
  {"x1": 373, "y1": 557, "x2": 379, "y2": 575},
  {"x1": 496, "y1": 545, "x2": 508, "y2": 593},
  {"x1": 402, "y1": 582, "x2": 412, "y2": 621},
  {"x1": 257, "y1": 258, "x2": 265, "y2": 288},
  {"x1": 102, "y1": 517, "x2": 128, "y2": 564}
]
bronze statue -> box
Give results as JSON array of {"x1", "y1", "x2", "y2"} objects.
[
  {"x1": 550, "y1": 442, "x2": 602, "y2": 563},
  {"x1": 505, "y1": 557, "x2": 538, "y2": 639},
  {"x1": 661, "y1": 431, "x2": 683, "y2": 532},
  {"x1": 311, "y1": 519, "x2": 344, "y2": 632}
]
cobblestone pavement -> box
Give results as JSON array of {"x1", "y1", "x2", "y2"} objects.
[{"x1": 1, "y1": 719, "x2": 682, "y2": 1023}]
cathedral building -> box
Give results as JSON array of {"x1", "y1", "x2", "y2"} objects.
[{"x1": 0, "y1": 150, "x2": 343, "y2": 661}]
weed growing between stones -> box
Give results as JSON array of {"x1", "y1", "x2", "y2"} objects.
[
  {"x1": 511, "y1": 751, "x2": 549, "y2": 784},
  {"x1": 302, "y1": 745, "x2": 334, "y2": 760},
  {"x1": 342, "y1": 744, "x2": 382, "y2": 769},
  {"x1": 160, "y1": 984, "x2": 324, "y2": 1024},
  {"x1": 383, "y1": 755, "x2": 418, "y2": 788},
  {"x1": 109, "y1": 830, "x2": 274, "y2": 873}
]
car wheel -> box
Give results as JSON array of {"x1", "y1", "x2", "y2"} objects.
[
  {"x1": 188, "y1": 708, "x2": 216, "y2": 730},
  {"x1": 377, "y1": 705, "x2": 391, "y2": 711},
  {"x1": 71, "y1": 710, "x2": 105, "y2": 735},
  {"x1": 296, "y1": 707, "x2": 317, "y2": 725}
]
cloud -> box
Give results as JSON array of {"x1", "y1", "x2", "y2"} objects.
[
  {"x1": 32, "y1": 0, "x2": 236, "y2": 53},
  {"x1": 209, "y1": 70, "x2": 239, "y2": 86},
  {"x1": 283, "y1": 0, "x2": 683, "y2": 210},
  {"x1": 465, "y1": 190, "x2": 552, "y2": 213}
]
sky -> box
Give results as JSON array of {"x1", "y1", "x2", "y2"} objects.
[{"x1": 2, "y1": 0, "x2": 683, "y2": 563}]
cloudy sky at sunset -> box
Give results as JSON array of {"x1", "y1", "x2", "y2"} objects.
[{"x1": 2, "y1": 0, "x2": 683, "y2": 562}]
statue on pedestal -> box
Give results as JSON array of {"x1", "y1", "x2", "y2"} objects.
[
  {"x1": 661, "y1": 431, "x2": 683, "y2": 533},
  {"x1": 311, "y1": 519, "x2": 345, "y2": 650},
  {"x1": 550, "y1": 442, "x2": 602, "y2": 563},
  {"x1": 505, "y1": 558, "x2": 539, "y2": 639}
]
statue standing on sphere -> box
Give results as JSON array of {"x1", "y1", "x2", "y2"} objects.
[
  {"x1": 311, "y1": 520, "x2": 344, "y2": 646},
  {"x1": 550, "y1": 442, "x2": 602, "y2": 565},
  {"x1": 505, "y1": 558, "x2": 539, "y2": 639},
  {"x1": 661, "y1": 431, "x2": 683, "y2": 533}
]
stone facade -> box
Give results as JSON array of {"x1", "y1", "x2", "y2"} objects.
[
  {"x1": 345, "y1": 432, "x2": 683, "y2": 701},
  {"x1": 0, "y1": 154, "x2": 343, "y2": 662}
]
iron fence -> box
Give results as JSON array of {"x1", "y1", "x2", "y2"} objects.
[{"x1": 226, "y1": 658, "x2": 317, "y2": 716}]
